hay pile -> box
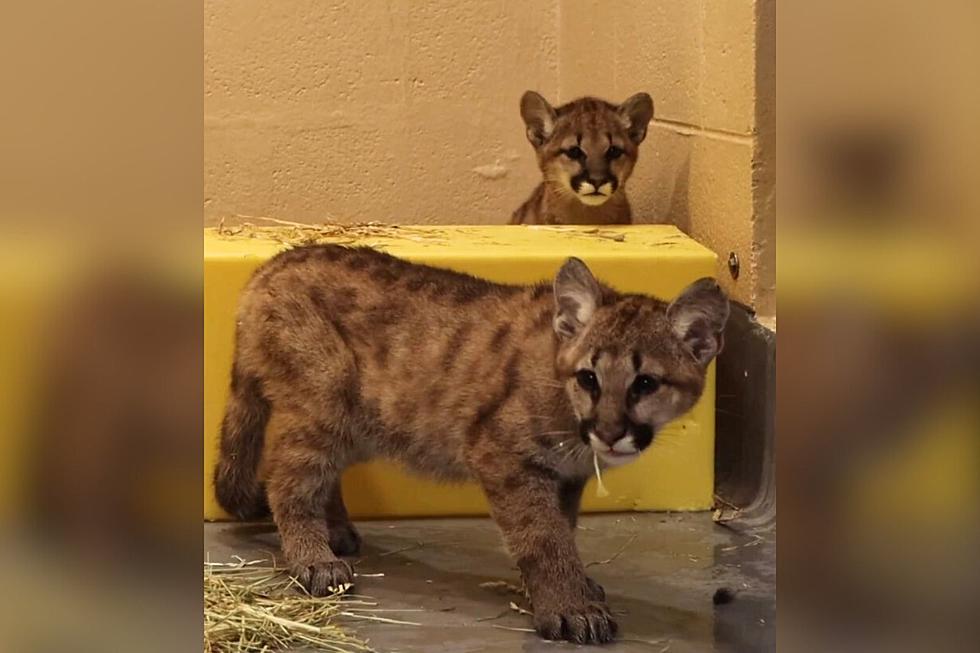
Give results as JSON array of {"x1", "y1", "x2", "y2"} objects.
[{"x1": 205, "y1": 557, "x2": 416, "y2": 653}]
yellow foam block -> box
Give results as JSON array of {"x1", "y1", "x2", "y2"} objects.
[{"x1": 204, "y1": 225, "x2": 719, "y2": 520}]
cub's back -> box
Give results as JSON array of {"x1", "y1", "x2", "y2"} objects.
[
  {"x1": 240, "y1": 244, "x2": 536, "y2": 340},
  {"x1": 235, "y1": 245, "x2": 561, "y2": 445}
]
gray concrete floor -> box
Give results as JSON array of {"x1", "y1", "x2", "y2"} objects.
[{"x1": 206, "y1": 513, "x2": 775, "y2": 652}]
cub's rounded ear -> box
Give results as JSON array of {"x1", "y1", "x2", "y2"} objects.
[
  {"x1": 520, "y1": 91, "x2": 558, "y2": 147},
  {"x1": 553, "y1": 257, "x2": 601, "y2": 340},
  {"x1": 618, "y1": 92, "x2": 654, "y2": 144},
  {"x1": 667, "y1": 278, "x2": 730, "y2": 365}
]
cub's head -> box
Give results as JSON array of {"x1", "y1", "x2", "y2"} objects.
[
  {"x1": 552, "y1": 258, "x2": 729, "y2": 466},
  {"x1": 520, "y1": 91, "x2": 654, "y2": 207}
]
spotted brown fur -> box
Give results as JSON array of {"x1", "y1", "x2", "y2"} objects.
[
  {"x1": 214, "y1": 246, "x2": 728, "y2": 644},
  {"x1": 512, "y1": 92, "x2": 655, "y2": 225}
]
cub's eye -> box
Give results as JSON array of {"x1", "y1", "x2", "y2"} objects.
[
  {"x1": 575, "y1": 369, "x2": 599, "y2": 394},
  {"x1": 564, "y1": 146, "x2": 586, "y2": 160},
  {"x1": 606, "y1": 145, "x2": 624, "y2": 160},
  {"x1": 631, "y1": 374, "x2": 660, "y2": 396}
]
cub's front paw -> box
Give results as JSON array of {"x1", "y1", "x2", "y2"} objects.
[
  {"x1": 290, "y1": 559, "x2": 354, "y2": 596},
  {"x1": 533, "y1": 600, "x2": 618, "y2": 644}
]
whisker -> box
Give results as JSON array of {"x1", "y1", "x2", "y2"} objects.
[
  {"x1": 560, "y1": 447, "x2": 588, "y2": 467},
  {"x1": 555, "y1": 441, "x2": 588, "y2": 465},
  {"x1": 555, "y1": 440, "x2": 577, "y2": 455},
  {"x1": 551, "y1": 447, "x2": 570, "y2": 464}
]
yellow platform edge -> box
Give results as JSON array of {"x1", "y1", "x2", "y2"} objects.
[{"x1": 204, "y1": 225, "x2": 718, "y2": 520}]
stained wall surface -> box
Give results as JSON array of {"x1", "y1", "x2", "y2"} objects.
[{"x1": 205, "y1": 0, "x2": 774, "y2": 315}]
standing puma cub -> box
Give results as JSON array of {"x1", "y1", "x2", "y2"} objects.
[
  {"x1": 214, "y1": 245, "x2": 728, "y2": 644},
  {"x1": 511, "y1": 91, "x2": 654, "y2": 225}
]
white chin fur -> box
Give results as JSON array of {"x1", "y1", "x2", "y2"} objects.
[
  {"x1": 577, "y1": 193, "x2": 611, "y2": 206},
  {"x1": 611, "y1": 437, "x2": 637, "y2": 454}
]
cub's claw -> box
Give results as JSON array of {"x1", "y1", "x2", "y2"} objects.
[
  {"x1": 291, "y1": 559, "x2": 354, "y2": 596},
  {"x1": 534, "y1": 601, "x2": 618, "y2": 644}
]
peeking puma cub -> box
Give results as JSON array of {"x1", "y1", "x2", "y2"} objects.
[
  {"x1": 511, "y1": 92, "x2": 654, "y2": 225},
  {"x1": 214, "y1": 246, "x2": 728, "y2": 644}
]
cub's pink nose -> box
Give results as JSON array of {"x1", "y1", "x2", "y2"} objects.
[{"x1": 593, "y1": 427, "x2": 627, "y2": 446}]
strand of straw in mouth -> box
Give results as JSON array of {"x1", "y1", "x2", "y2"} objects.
[{"x1": 593, "y1": 452, "x2": 610, "y2": 498}]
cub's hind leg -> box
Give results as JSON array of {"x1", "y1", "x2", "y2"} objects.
[{"x1": 264, "y1": 413, "x2": 355, "y2": 595}]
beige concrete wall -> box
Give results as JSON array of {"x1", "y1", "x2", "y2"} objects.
[
  {"x1": 205, "y1": 0, "x2": 774, "y2": 315},
  {"x1": 205, "y1": 0, "x2": 559, "y2": 225},
  {"x1": 559, "y1": 0, "x2": 774, "y2": 315}
]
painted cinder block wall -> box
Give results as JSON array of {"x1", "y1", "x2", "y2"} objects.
[{"x1": 204, "y1": 0, "x2": 774, "y2": 317}]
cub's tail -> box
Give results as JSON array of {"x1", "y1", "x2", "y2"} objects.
[{"x1": 213, "y1": 364, "x2": 271, "y2": 519}]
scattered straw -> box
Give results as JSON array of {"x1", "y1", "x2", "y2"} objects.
[
  {"x1": 491, "y1": 624, "x2": 537, "y2": 634},
  {"x1": 586, "y1": 534, "x2": 638, "y2": 568},
  {"x1": 580, "y1": 228, "x2": 627, "y2": 242},
  {"x1": 477, "y1": 580, "x2": 524, "y2": 596},
  {"x1": 375, "y1": 542, "x2": 424, "y2": 558},
  {"x1": 214, "y1": 215, "x2": 450, "y2": 248},
  {"x1": 712, "y1": 494, "x2": 743, "y2": 524},
  {"x1": 528, "y1": 225, "x2": 628, "y2": 243},
  {"x1": 213, "y1": 216, "x2": 631, "y2": 249},
  {"x1": 508, "y1": 601, "x2": 534, "y2": 617},
  {"x1": 476, "y1": 608, "x2": 511, "y2": 623},
  {"x1": 618, "y1": 639, "x2": 672, "y2": 651},
  {"x1": 204, "y1": 557, "x2": 415, "y2": 653}
]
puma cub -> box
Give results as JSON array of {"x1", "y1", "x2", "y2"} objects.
[
  {"x1": 214, "y1": 245, "x2": 728, "y2": 644},
  {"x1": 511, "y1": 91, "x2": 654, "y2": 225}
]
